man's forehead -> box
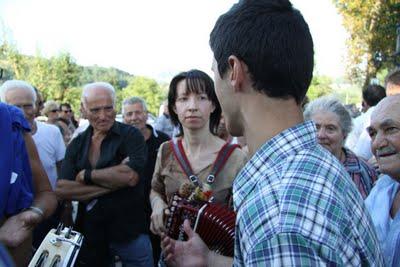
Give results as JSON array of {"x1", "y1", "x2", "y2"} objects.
[
  {"x1": 6, "y1": 87, "x2": 34, "y2": 101},
  {"x1": 123, "y1": 103, "x2": 144, "y2": 112},
  {"x1": 371, "y1": 99, "x2": 400, "y2": 128}
]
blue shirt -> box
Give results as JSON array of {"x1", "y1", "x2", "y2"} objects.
[
  {"x1": 365, "y1": 175, "x2": 400, "y2": 267},
  {"x1": 233, "y1": 121, "x2": 383, "y2": 266},
  {"x1": 0, "y1": 103, "x2": 33, "y2": 218}
]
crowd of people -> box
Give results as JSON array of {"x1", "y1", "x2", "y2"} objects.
[{"x1": 1, "y1": 0, "x2": 400, "y2": 266}]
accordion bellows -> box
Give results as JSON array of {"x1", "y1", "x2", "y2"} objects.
[{"x1": 166, "y1": 194, "x2": 235, "y2": 257}]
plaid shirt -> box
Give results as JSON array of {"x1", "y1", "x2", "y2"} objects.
[{"x1": 233, "y1": 121, "x2": 383, "y2": 266}]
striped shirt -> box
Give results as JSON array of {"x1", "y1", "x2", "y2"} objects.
[{"x1": 233, "y1": 121, "x2": 383, "y2": 266}]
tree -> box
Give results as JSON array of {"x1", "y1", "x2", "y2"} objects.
[
  {"x1": 307, "y1": 74, "x2": 334, "y2": 100},
  {"x1": 332, "y1": 0, "x2": 399, "y2": 89},
  {"x1": 120, "y1": 76, "x2": 166, "y2": 115}
]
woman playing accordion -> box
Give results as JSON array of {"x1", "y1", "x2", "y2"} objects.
[{"x1": 150, "y1": 70, "x2": 247, "y2": 257}]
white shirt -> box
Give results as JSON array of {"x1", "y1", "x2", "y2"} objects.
[
  {"x1": 352, "y1": 107, "x2": 375, "y2": 160},
  {"x1": 33, "y1": 121, "x2": 66, "y2": 189}
]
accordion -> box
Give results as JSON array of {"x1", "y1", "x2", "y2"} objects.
[
  {"x1": 165, "y1": 194, "x2": 235, "y2": 257},
  {"x1": 28, "y1": 224, "x2": 83, "y2": 267}
]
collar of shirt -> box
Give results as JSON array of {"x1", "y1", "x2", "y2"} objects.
[
  {"x1": 342, "y1": 147, "x2": 362, "y2": 173},
  {"x1": 86, "y1": 121, "x2": 121, "y2": 137},
  {"x1": 233, "y1": 120, "x2": 317, "y2": 211}
]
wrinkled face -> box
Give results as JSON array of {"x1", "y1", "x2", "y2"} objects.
[
  {"x1": 368, "y1": 101, "x2": 400, "y2": 179},
  {"x1": 123, "y1": 103, "x2": 148, "y2": 131},
  {"x1": 211, "y1": 58, "x2": 242, "y2": 136},
  {"x1": 312, "y1": 111, "x2": 345, "y2": 159},
  {"x1": 59, "y1": 106, "x2": 73, "y2": 120},
  {"x1": 5, "y1": 87, "x2": 36, "y2": 123},
  {"x1": 174, "y1": 80, "x2": 215, "y2": 132},
  {"x1": 83, "y1": 88, "x2": 116, "y2": 133}
]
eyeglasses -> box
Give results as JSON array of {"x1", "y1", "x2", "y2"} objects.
[
  {"x1": 50, "y1": 109, "x2": 58, "y2": 113},
  {"x1": 62, "y1": 109, "x2": 72, "y2": 113}
]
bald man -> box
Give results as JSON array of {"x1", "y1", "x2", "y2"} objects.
[{"x1": 365, "y1": 95, "x2": 400, "y2": 266}]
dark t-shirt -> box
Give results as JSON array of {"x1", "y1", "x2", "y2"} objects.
[
  {"x1": 60, "y1": 121, "x2": 147, "y2": 242},
  {"x1": 143, "y1": 125, "x2": 170, "y2": 217}
]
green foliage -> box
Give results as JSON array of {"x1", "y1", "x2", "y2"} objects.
[
  {"x1": 0, "y1": 43, "x2": 166, "y2": 117},
  {"x1": 332, "y1": 0, "x2": 399, "y2": 88},
  {"x1": 307, "y1": 75, "x2": 334, "y2": 100},
  {"x1": 119, "y1": 76, "x2": 167, "y2": 115}
]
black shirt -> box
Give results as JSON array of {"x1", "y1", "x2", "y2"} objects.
[
  {"x1": 143, "y1": 125, "x2": 170, "y2": 218},
  {"x1": 60, "y1": 121, "x2": 147, "y2": 242}
]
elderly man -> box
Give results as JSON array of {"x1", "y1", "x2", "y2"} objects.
[
  {"x1": 365, "y1": 95, "x2": 400, "y2": 266},
  {"x1": 56, "y1": 83, "x2": 152, "y2": 267},
  {"x1": 161, "y1": 1, "x2": 383, "y2": 266},
  {"x1": 122, "y1": 96, "x2": 169, "y2": 264}
]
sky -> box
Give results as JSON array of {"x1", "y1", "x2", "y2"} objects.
[{"x1": 0, "y1": 0, "x2": 348, "y2": 82}]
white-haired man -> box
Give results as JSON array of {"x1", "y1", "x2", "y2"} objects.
[
  {"x1": 365, "y1": 95, "x2": 400, "y2": 266},
  {"x1": 56, "y1": 82, "x2": 153, "y2": 266},
  {"x1": 122, "y1": 96, "x2": 170, "y2": 263}
]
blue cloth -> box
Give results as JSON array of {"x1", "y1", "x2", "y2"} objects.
[
  {"x1": 0, "y1": 243, "x2": 14, "y2": 267},
  {"x1": 109, "y1": 234, "x2": 153, "y2": 267},
  {"x1": 365, "y1": 175, "x2": 400, "y2": 267},
  {"x1": 0, "y1": 103, "x2": 33, "y2": 218},
  {"x1": 233, "y1": 121, "x2": 383, "y2": 266}
]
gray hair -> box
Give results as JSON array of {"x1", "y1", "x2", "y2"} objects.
[
  {"x1": 122, "y1": 97, "x2": 148, "y2": 114},
  {"x1": 81, "y1": 82, "x2": 115, "y2": 107},
  {"x1": 0, "y1": 80, "x2": 37, "y2": 104},
  {"x1": 42, "y1": 100, "x2": 60, "y2": 116},
  {"x1": 304, "y1": 95, "x2": 353, "y2": 138}
]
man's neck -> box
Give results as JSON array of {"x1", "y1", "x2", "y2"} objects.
[
  {"x1": 140, "y1": 125, "x2": 152, "y2": 141},
  {"x1": 240, "y1": 93, "x2": 304, "y2": 157}
]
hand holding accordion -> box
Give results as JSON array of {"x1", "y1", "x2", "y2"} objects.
[{"x1": 165, "y1": 194, "x2": 235, "y2": 257}]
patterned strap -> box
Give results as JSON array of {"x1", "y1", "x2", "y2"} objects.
[{"x1": 169, "y1": 139, "x2": 239, "y2": 186}]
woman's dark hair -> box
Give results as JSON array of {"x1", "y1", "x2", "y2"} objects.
[{"x1": 168, "y1": 69, "x2": 222, "y2": 136}]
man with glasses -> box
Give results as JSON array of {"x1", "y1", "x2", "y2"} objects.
[
  {"x1": 56, "y1": 82, "x2": 153, "y2": 267},
  {"x1": 59, "y1": 102, "x2": 77, "y2": 133}
]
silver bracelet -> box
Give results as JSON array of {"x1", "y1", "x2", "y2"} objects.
[{"x1": 27, "y1": 206, "x2": 44, "y2": 217}]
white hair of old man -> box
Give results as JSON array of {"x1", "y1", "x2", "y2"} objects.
[
  {"x1": 122, "y1": 96, "x2": 148, "y2": 114},
  {"x1": 0, "y1": 80, "x2": 37, "y2": 103},
  {"x1": 81, "y1": 82, "x2": 116, "y2": 108}
]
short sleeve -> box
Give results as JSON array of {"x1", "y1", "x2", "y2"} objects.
[
  {"x1": 151, "y1": 141, "x2": 168, "y2": 201},
  {"x1": 53, "y1": 127, "x2": 66, "y2": 162}
]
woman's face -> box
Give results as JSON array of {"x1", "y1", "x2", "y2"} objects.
[
  {"x1": 312, "y1": 111, "x2": 345, "y2": 159},
  {"x1": 174, "y1": 80, "x2": 215, "y2": 132},
  {"x1": 46, "y1": 108, "x2": 59, "y2": 122}
]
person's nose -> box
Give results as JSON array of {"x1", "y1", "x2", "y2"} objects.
[
  {"x1": 187, "y1": 96, "x2": 199, "y2": 111},
  {"x1": 316, "y1": 128, "x2": 327, "y2": 139},
  {"x1": 372, "y1": 130, "x2": 388, "y2": 152}
]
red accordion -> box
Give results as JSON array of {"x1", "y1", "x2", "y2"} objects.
[{"x1": 165, "y1": 194, "x2": 236, "y2": 257}]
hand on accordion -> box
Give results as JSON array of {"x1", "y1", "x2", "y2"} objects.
[
  {"x1": 150, "y1": 198, "x2": 170, "y2": 235},
  {"x1": 161, "y1": 219, "x2": 209, "y2": 267}
]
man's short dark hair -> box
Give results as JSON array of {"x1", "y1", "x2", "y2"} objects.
[
  {"x1": 385, "y1": 68, "x2": 400, "y2": 87},
  {"x1": 60, "y1": 103, "x2": 72, "y2": 111},
  {"x1": 168, "y1": 69, "x2": 221, "y2": 136},
  {"x1": 210, "y1": 0, "x2": 314, "y2": 104},
  {"x1": 362, "y1": 84, "x2": 386, "y2": 107}
]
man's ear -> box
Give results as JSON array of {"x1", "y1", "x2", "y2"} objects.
[{"x1": 228, "y1": 55, "x2": 247, "y2": 92}]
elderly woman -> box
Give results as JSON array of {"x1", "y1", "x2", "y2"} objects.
[
  {"x1": 42, "y1": 100, "x2": 72, "y2": 144},
  {"x1": 304, "y1": 96, "x2": 377, "y2": 199},
  {"x1": 42, "y1": 100, "x2": 60, "y2": 124}
]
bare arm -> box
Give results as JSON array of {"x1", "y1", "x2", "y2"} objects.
[
  {"x1": 24, "y1": 132, "x2": 57, "y2": 219},
  {"x1": 55, "y1": 179, "x2": 112, "y2": 201},
  {"x1": 76, "y1": 164, "x2": 139, "y2": 190}
]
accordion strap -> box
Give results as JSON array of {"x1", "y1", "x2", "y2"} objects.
[{"x1": 169, "y1": 138, "x2": 239, "y2": 186}]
